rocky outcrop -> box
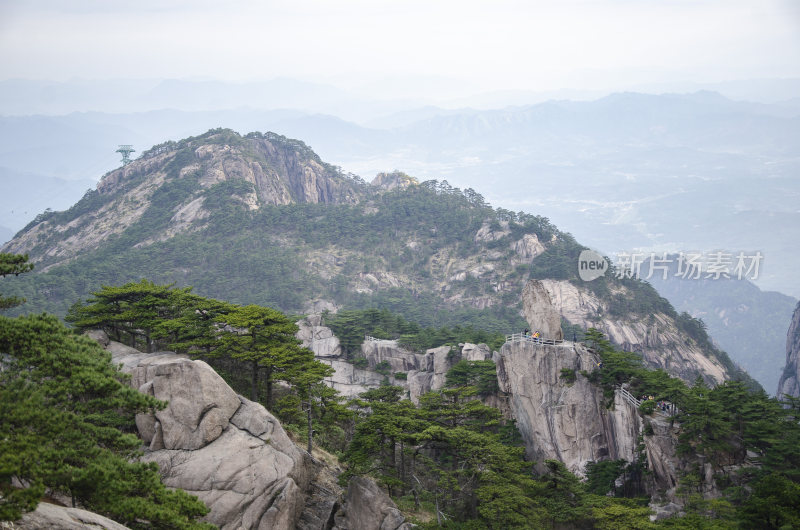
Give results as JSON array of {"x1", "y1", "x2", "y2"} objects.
[
  {"x1": 496, "y1": 338, "x2": 680, "y2": 492},
  {"x1": 522, "y1": 280, "x2": 564, "y2": 340},
  {"x1": 104, "y1": 338, "x2": 312, "y2": 530},
  {"x1": 496, "y1": 340, "x2": 622, "y2": 474},
  {"x1": 332, "y1": 477, "x2": 412, "y2": 530},
  {"x1": 297, "y1": 315, "x2": 342, "y2": 358},
  {"x1": 320, "y1": 359, "x2": 387, "y2": 397},
  {"x1": 535, "y1": 279, "x2": 730, "y2": 384},
  {"x1": 3, "y1": 129, "x2": 364, "y2": 267},
  {"x1": 370, "y1": 171, "x2": 418, "y2": 191},
  {"x1": 16, "y1": 503, "x2": 130, "y2": 530},
  {"x1": 362, "y1": 339, "x2": 418, "y2": 372},
  {"x1": 461, "y1": 342, "x2": 492, "y2": 361},
  {"x1": 777, "y1": 302, "x2": 800, "y2": 398}
]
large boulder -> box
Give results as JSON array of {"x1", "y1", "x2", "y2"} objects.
[
  {"x1": 130, "y1": 355, "x2": 241, "y2": 451},
  {"x1": 105, "y1": 341, "x2": 311, "y2": 530},
  {"x1": 333, "y1": 476, "x2": 412, "y2": 530},
  {"x1": 461, "y1": 342, "x2": 492, "y2": 361}
]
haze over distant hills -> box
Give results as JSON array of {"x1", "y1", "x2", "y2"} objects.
[{"x1": 1, "y1": 84, "x2": 797, "y2": 298}]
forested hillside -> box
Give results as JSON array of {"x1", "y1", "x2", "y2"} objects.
[{"x1": 0, "y1": 128, "x2": 751, "y2": 386}]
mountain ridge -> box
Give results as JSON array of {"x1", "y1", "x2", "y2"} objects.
[{"x1": 1, "y1": 128, "x2": 755, "y2": 388}]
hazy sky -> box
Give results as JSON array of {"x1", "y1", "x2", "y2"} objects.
[{"x1": 1, "y1": 0, "x2": 798, "y2": 97}]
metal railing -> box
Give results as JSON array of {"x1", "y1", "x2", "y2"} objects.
[{"x1": 504, "y1": 332, "x2": 565, "y2": 346}]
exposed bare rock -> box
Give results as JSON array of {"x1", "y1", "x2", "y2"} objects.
[
  {"x1": 371, "y1": 171, "x2": 418, "y2": 191},
  {"x1": 333, "y1": 476, "x2": 412, "y2": 530},
  {"x1": 461, "y1": 342, "x2": 492, "y2": 361},
  {"x1": 103, "y1": 344, "x2": 312, "y2": 530},
  {"x1": 496, "y1": 338, "x2": 683, "y2": 494},
  {"x1": 84, "y1": 329, "x2": 110, "y2": 348},
  {"x1": 511, "y1": 233, "x2": 545, "y2": 261},
  {"x1": 777, "y1": 302, "x2": 800, "y2": 398},
  {"x1": 129, "y1": 355, "x2": 241, "y2": 451},
  {"x1": 430, "y1": 345, "x2": 457, "y2": 391},
  {"x1": 407, "y1": 370, "x2": 434, "y2": 404},
  {"x1": 320, "y1": 359, "x2": 387, "y2": 397},
  {"x1": 15, "y1": 502, "x2": 131, "y2": 530},
  {"x1": 497, "y1": 340, "x2": 615, "y2": 474},
  {"x1": 2, "y1": 130, "x2": 363, "y2": 268},
  {"x1": 362, "y1": 339, "x2": 418, "y2": 372},
  {"x1": 297, "y1": 315, "x2": 342, "y2": 358},
  {"x1": 643, "y1": 416, "x2": 681, "y2": 494},
  {"x1": 522, "y1": 279, "x2": 564, "y2": 340},
  {"x1": 304, "y1": 298, "x2": 340, "y2": 315},
  {"x1": 537, "y1": 279, "x2": 729, "y2": 384},
  {"x1": 474, "y1": 221, "x2": 510, "y2": 243}
]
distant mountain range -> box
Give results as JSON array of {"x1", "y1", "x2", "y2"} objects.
[{"x1": 1, "y1": 90, "x2": 796, "y2": 298}]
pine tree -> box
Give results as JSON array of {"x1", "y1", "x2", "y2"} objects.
[
  {"x1": 0, "y1": 253, "x2": 33, "y2": 310},
  {"x1": 0, "y1": 313, "x2": 212, "y2": 528},
  {"x1": 218, "y1": 304, "x2": 332, "y2": 408}
]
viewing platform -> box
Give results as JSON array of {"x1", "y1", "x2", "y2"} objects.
[{"x1": 504, "y1": 332, "x2": 566, "y2": 347}]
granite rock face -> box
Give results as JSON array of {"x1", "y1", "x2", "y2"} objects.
[
  {"x1": 106, "y1": 340, "x2": 311, "y2": 530},
  {"x1": 496, "y1": 339, "x2": 620, "y2": 474},
  {"x1": 16, "y1": 503, "x2": 131, "y2": 530},
  {"x1": 496, "y1": 338, "x2": 681, "y2": 491},
  {"x1": 332, "y1": 476, "x2": 412, "y2": 530},
  {"x1": 297, "y1": 314, "x2": 342, "y2": 358},
  {"x1": 535, "y1": 278, "x2": 731, "y2": 385},
  {"x1": 522, "y1": 280, "x2": 564, "y2": 340},
  {"x1": 777, "y1": 302, "x2": 800, "y2": 398}
]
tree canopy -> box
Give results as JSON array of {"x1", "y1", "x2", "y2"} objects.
[{"x1": 0, "y1": 313, "x2": 212, "y2": 528}]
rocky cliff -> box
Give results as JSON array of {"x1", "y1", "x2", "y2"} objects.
[
  {"x1": 85, "y1": 330, "x2": 412, "y2": 530},
  {"x1": 525, "y1": 279, "x2": 731, "y2": 384},
  {"x1": 104, "y1": 339, "x2": 313, "y2": 529},
  {"x1": 777, "y1": 302, "x2": 800, "y2": 398},
  {"x1": 2, "y1": 129, "x2": 364, "y2": 268},
  {"x1": 495, "y1": 338, "x2": 681, "y2": 496}
]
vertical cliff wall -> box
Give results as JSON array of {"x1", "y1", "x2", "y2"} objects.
[
  {"x1": 496, "y1": 340, "x2": 637, "y2": 475},
  {"x1": 777, "y1": 302, "x2": 800, "y2": 398}
]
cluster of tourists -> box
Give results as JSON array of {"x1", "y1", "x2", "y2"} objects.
[
  {"x1": 523, "y1": 328, "x2": 542, "y2": 342},
  {"x1": 641, "y1": 395, "x2": 675, "y2": 414}
]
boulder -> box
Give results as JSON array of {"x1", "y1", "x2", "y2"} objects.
[
  {"x1": 511, "y1": 233, "x2": 545, "y2": 261},
  {"x1": 362, "y1": 339, "x2": 418, "y2": 372},
  {"x1": 106, "y1": 346, "x2": 311, "y2": 530},
  {"x1": 333, "y1": 476, "x2": 412, "y2": 530},
  {"x1": 130, "y1": 355, "x2": 241, "y2": 451},
  {"x1": 461, "y1": 342, "x2": 492, "y2": 361},
  {"x1": 320, "y1": 359, "x2": 386, "y2": 397}
]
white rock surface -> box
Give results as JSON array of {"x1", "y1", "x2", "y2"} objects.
[
  {"x1": 106, "y1": 343, "x2": 311, "y2": 530},
  {"x1": 461, "y1": 342, "x2": 492, "y2": 361},
  {"x1": 297, "y1": 314, "x2": 342, "y2": 358},
  {"x1": 522, "y1": 279, "x2": 564, "y2": 341},
  {"x1": 537, "y1": 279, "x2": 729, "y2": 384}
]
